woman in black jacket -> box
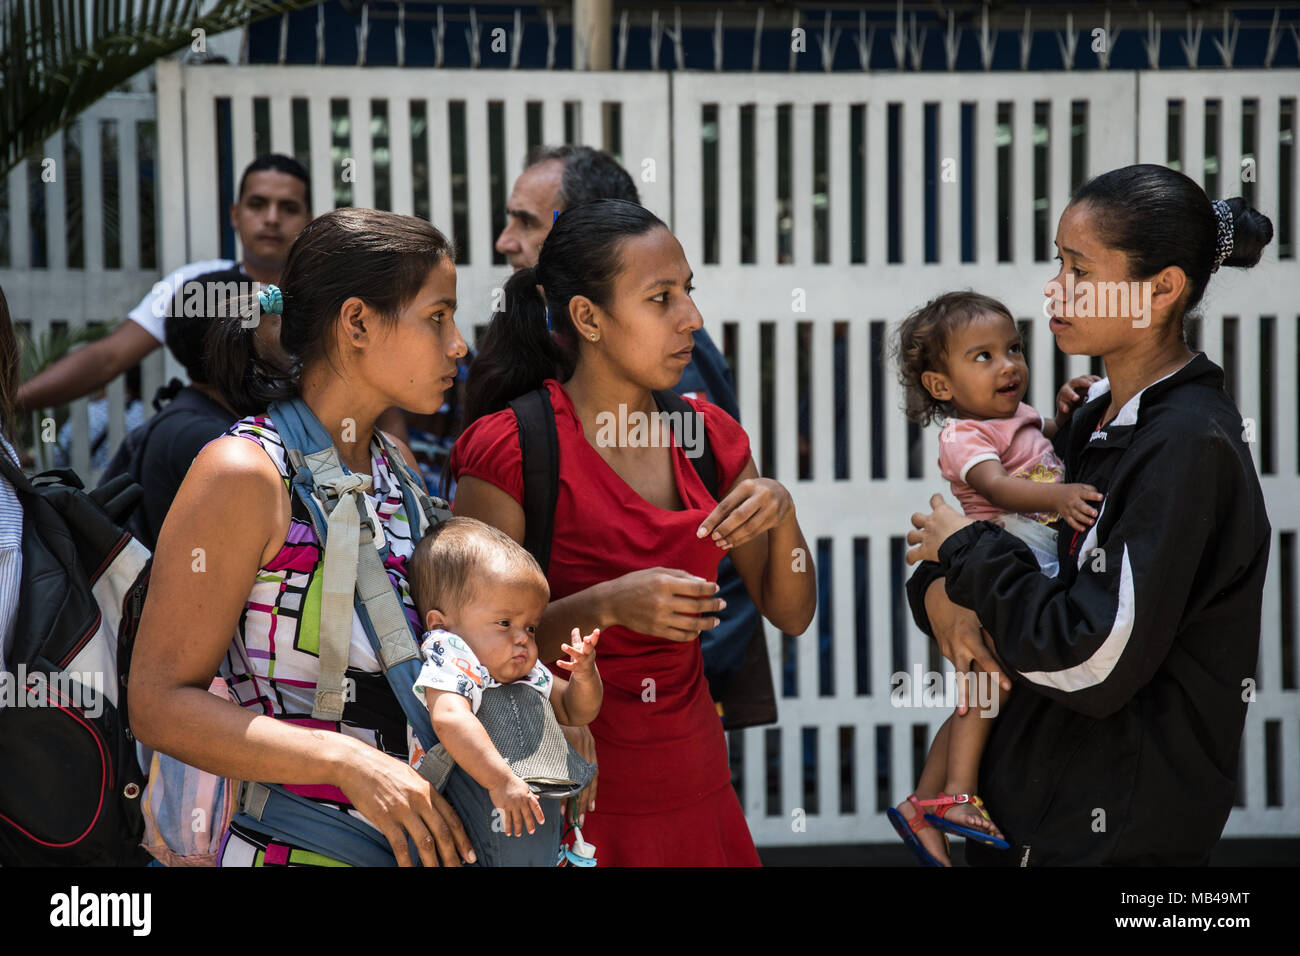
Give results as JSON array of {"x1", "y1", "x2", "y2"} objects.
[{"x1": 905, "y1": 164, "x2": 1273, "y2": 865}]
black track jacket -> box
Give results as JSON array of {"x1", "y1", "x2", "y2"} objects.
[{"x1": 906, "y1": 353, "x2": 1269, "y2": 865}]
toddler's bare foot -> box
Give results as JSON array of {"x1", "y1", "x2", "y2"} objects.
[{"x1": 896, "y1": 795, "x2": 952, "y2": 866}]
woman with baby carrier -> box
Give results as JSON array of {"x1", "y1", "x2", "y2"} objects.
[{"x1": 129, "y1": 208, "x2": 476, "y2": 866}]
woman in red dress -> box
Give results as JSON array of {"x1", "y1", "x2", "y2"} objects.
[{"x1": 452, "y1": 199, "x2": 816, "y2": 865}]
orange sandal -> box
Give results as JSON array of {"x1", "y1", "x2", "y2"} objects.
[
  {"x1": 886, "y1": 794, "x2": 951, "y2": 866},
  {"x1": 920, "y1": 793, "x2": 1010, "y2": 849}
]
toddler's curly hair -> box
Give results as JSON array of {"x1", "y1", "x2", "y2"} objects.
[{"x1": 893, "y1": 290, "x2": 1016, "y2": 426}]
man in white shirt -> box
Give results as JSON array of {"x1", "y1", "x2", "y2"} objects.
[{"x1": 15, "y1": 154, "x2": 311, "y2": 413}]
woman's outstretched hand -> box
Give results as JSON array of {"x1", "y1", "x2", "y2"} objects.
[
  {"x1": 696, "y1": 477, "x2": 795, "y2": 552},
  {"x1": 602, "y1": 567, "x2": 727, "y2": 642},
  {"x1": 335, "y1": 738, "x2": 476, "y2": 867},
  {"x1": 905, "y1": 493, "x2": 975, "y2": 566}
]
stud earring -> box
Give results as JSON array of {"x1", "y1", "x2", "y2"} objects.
[{"x1": 589, "y1": 333, "x2": 597, "y2": 341}]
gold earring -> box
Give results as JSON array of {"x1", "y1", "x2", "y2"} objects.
[{"x1": 589, "y1": 333, "x2": 597, "y2": 341}]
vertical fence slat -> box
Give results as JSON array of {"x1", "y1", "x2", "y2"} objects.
[
  {"x1": 542, "y1": 97, "x2": 564, "y2": 148},
  {"x1": 1255, "y1": 94, "x2": 1280, "y2": 266},
  {"x1": 938, "y1": 98, "x2": 960, "y2": 266},
  {"x1": 812, "y1": 318, "x2": 834, "y2": 484},
  {"x1": 9, "y1": 155, "x2": 32, "y2": 272},
  {"x1": 1013, "y1": 97, "x2": 1034, "y2": 265},
  {"x1": 1219, "y1": 95, "x2": 1243, "y2": 201},
  {"x1": 230, "y1": 94, "x2": 256, "y2": 216},
  {"x1": 1184, "y1": 95, "x2": 1206, "y2": 188},
  {"x1": 848, "y1": 318, "x2": 870, "y2": 484},
  {"x1": 902, "y1": 97, "x2": 924, "y2": 266},
  {"x1": 347, "y1": 96, "x2": 375, "y2": 209},
  {"x1": 671, "y1": 93, "x2": 703, "y2": 265},
  {"x1": 157, "y1": 62, "x2": 188, "y2": 269},
  {"x1": 976, "y1": 97, "x2": 997, "y2": 266},
  {"x1": 774, "y1": 314, "x2": 798, "y2": 484},
  {"x1": 464, "y1": 99, "x2": 491, "y2": 266},
  {"x1": 718, "y1": 103, "x2": 740, "y2": 268},
  {"x1": 118, "y1": 119, "x2": 140, "y2": 272},
  {"x1": 793, "y1": 102, "x2": 814, "y2": 266},
  {"x1": 427, "y1": 98, "x2": 453, "y2": 231},
  {"x1": 388, "y1": 99, "x2": 413, "y2": 216},
  {"x1": 269, "y1": 95, "x2": 294, "y2": 156},
  {"x1": 82, "y1": 117, "x2": 105, "y2": 271},
  {"x1": 502, "y1": 96, "x2": 525, "y2": 221},
  {"x1": 828, "y1": 102, "x2": 850, "y2": 268},
  {"x1": 737, "y1": 318, "x2": 762, "y2": 477},
  {"x1": 309, "y1": 94, "x2": 334, "y2": 214},
  {"x1": 45, "y1": 132, "x2": 67, "y2": 271},
  {"x1": 1277, "y1": 314, "x2": 1298, "y2": 477},
  {"x1": 756, "y1": 102, "x2": 778, "y2": 267}
]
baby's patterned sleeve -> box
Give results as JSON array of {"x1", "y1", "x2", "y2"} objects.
[
  {"x1": 528, "y1": 663, "x2": 554, "y2": 699},
  {"x1": 412, "y1": 629, "x2": 489, "y2": 714}
]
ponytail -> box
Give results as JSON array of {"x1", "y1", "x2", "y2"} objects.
[
  {"x1": 464, "y1": 265, "x2": 575, "y2": 425},
  {"x1": 464, "y1": 198, "x2": 667, "y2": 427},
  {"x1": 204, "y1": 311, "x2": 295, "y2": 417}
]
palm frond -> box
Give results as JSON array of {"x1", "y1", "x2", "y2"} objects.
[{"x1": 2, "y1": 0, "x2": 324, "y2": 176}]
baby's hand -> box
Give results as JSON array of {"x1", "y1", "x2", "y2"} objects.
[
  {"x1": 1054, "y1": 374, "x2": 1102, "y2": 427},
  {"x1": 489, "y1": 773, "x2": 546, "y2": 837},
  {"x1": 1052, "y1": 482, "x2": 1104, "y2": 532},
  {"x1": 555, "y1": 627, "x2": 600, "y2": 678}
]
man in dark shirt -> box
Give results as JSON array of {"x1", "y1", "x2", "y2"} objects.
[{"x1": 98, "y1": 266, "x2": 250, "y2": 550}]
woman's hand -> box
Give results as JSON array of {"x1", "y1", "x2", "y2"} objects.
[
  {"x1": 696, "y1": 477, "x2": 795, "y2": 552},
  {"x1": 905, "y1": 494, "x2": 975, "y2": 566},
  {"x1": 561, "y1": 724, "x2": 598, "y2": 823},
  {"x1": 923, "y1": 579, "x2": 1012, "y2": 714},
  {"x1": 601, "y1": 567, "x2": 727, "y2": 642},
  {"x1": 334, "y1": 738, "x2": 476, "y2": 867},
  {"x1": 1054, "y1": 374, "x2": 1101, "y2": 429}
]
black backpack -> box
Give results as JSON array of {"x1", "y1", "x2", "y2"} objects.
[
  {"x1": 507, "y1": 388, "x2": 777, "y2": 729},
  {"x1": 0, "y1": 455, "x2": 153, "y2": 865}
]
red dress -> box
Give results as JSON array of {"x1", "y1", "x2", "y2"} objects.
[{"x1": 451, "y1": 379, "x2": 762, "y2": 866}]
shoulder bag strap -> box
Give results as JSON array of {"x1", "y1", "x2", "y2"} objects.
[
  {"x1": 508, "y1": 388, "x2": 559, "y2": 575},
  {"x1": 652, "y1": 389, "x2": 719, "y2": 499}
]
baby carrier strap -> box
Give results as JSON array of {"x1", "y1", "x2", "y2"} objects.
[{"x1": 509, "y1": 387, "x2": 719, "y2": 574}]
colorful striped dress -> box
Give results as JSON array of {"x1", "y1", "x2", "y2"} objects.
[{"x1": 216, "y1": 414, "x2": 421, "y2": 867}]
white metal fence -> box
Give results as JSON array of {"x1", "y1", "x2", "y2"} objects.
[
  {"x1": 1, "y1": 92, "x2": 167, "y2": 479},
  {"x1": 9, "y1": 61, "x2": 1298, "y2": 849}
]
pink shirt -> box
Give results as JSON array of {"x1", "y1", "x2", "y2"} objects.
[{"x1": 937, "y1": 403, "x2": 1065, "y2": 524}]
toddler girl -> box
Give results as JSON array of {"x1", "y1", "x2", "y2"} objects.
[{"x1": 889, "y1": 290, "x2": 1100, "y2": 866}]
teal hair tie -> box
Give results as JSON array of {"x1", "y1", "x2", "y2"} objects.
[{"x1": 258, "y1": 284, "x2": 284, "y2": 315}]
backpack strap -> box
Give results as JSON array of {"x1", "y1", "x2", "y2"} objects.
[
  {"x1": 510, "y1": 388, "x2": 720, "y2": 579},
  {"x1": 652, "y1": 389, "x2": 719, "y2": 499},
  {"x1": 374, "y1": 430, "x2": 452, "y2": 538},
  {"x1": 508, "y1": 388, "x2": 560, "y2": 574}
]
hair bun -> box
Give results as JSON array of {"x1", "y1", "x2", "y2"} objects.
[{"x1": 1222, "y1": 197, "x2": 1274, "y2": 269}]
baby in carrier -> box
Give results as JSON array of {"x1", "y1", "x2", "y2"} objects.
[
  {"x1": 406, "y1": 517, "x2": 601, "y2": 866},
  {"x1": 889, "y1": 290, "x2": 1101, "y2": 865}
]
